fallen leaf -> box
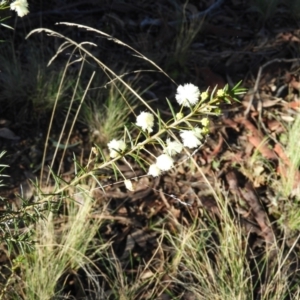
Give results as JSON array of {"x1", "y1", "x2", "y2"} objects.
[
  {"x1": 248, "y1": 135, "x2": 277, "y2": 160},
  {"x1": 285, "y1": 101, "x2": 300, "y2": 110},
  {"x1": 210, "y1": 133, "x2": 224, "y2": 157},
  {"x1": 140, "y1": 270, "x2": 154, "y2": 280},
  {"x1": 241, "y1": 119, "x2": 277, "y2": 160},
  {"x1": 0, "y1": 127, "x2": 20, "y2": 140}
]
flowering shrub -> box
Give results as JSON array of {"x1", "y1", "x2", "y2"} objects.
[{"x1": 102, "y1": 81, "x2": 245, "y2": 188}]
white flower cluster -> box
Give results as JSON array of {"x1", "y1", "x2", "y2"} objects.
[
  {"x1": 107, "y1": 83, "x2": 210, "y2": 179},
  {"x1": 164, "y1": 138, "x2": 183, "y2": 156},
  {"x1": 107, "y1": 139, "x2": 126, "y2": 158},
  {"x1": 180, "y1": 128, "x2": 203, "y2": 149},
  {"x1": 136, "y1": 111, "x2": 154, "y2": 133},
  {"x1": 147, "y1": 129, "x2": 204, "y2": 177},
  {"x1": 175, "y1": 83, "x2": 200, "y2": 107},
  {"x1": 147, "y1": 153, "x2": 174, "y2": 177},
  {"x1": 10, "y1": 0, "x2": 29, "y2": 17}
]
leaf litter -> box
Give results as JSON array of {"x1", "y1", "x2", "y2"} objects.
[{"x1": 1, "y1": 0, "x2": 300, "y2": 298}]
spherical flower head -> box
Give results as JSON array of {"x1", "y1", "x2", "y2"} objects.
[
  {"x1": 200, "y1": 117, "x2": 209, "y2": 127},
  {"x1": 107, "y1": 139, "x2": 126, "y2": 158},
  {"x1": 164, "y1": 138, "x2": 183, "y2": 157},
  {"x1": 136, "y1": 111, "x2": 154, "y2": 133},
  {"x1": 148, "y1": 164, "x2": 161, "y2": 177},
  {"x1": 175, "y1": 83, "x2": 200, "y2": 107},
  {"x1": 176, "y1": 112, "x2": 184, "y2": 120},
  {"x1": 156, "y1": 154, "x2": 174, "y2": 171},
  {"x1": 180, "y1": 128, "x2": 203, "y2": 149},
  {"x1": 10, "y1": 0, "x2": 29, "y2": 17},
  {"x1": 217, "y1": 89, "x2": 225, "y2": 97}
]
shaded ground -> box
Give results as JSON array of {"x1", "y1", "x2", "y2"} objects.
[{"x1": 1, "y1": 0, "x2": 300, "y2": 299}]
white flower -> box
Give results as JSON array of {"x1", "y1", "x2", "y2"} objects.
[
  {"x1": 148, "y1": 164, "x2": 161, "y2": 177},
  {"x1": 124, "y1": 179, "x2": 134, "y2": 191},
  {"x1": 136, "y1": 111, "x2": 154, "y2": 133},
  {"x1": 107, "y1": 139, "x2": 126, "y2": 158},
  {"x1": 180, "y1": 128, "x2": 203, "y2": 148},
  {"x1": 10, "y1": 0, "x2": 29, "y2": 17},
  {"x1": 156, "y1": 154, "x2": 174, "y2": 171},
  {"x1": 164, "y1": 138, "x2": 183, "y2": 156},
  {"x1": 175, "y1": 83, "x2": 200, "y2": 107}
]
